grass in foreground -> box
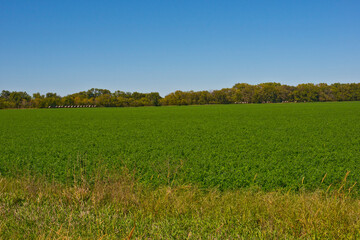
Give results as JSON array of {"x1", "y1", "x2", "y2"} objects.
[{"x1": 1, "y1": 172, "x2": 360, "y2": 239}]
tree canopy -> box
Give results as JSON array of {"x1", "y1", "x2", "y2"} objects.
[{"x1": 1, "y1": 83, "x2": 360, "y2": 109}]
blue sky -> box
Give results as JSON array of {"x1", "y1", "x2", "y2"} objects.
[{"x1": 0, "y1": 0, "x2": 359, "y2": 97}]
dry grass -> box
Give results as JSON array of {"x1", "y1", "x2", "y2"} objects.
[{"x1": 1, "y1": 172, "x2": 360, "y2": 239}]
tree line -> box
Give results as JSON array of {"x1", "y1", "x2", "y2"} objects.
[{"x1": 1, "y1": 83, "x2": 360, "y2": 109}]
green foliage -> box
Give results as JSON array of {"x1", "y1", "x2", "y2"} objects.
[
  {"x1": 1, "y1": 102, "x2": 360, "y2": 192},
  {"x1": 161, "y1": 82, "x2": 360, "y2": 105},
  {"x1": 1, "y1": 82, "x2": 360, "y2": 109}
]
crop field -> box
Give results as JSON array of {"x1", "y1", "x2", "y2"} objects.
[{"x1": 1, "y1": 102, "x2": 360, "y2": 191}]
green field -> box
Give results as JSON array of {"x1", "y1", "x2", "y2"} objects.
[
  {"x1": 2, "y1": 102, "x2": 360, "y2": 239},
  {"x1": 1, "y1": 102, "x2": 360, "y2": 191}
]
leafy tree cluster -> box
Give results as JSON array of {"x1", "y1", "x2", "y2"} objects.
[
  {"x1": 161, "y1": 83, "x2": 360, "y2": 105},
  {"x1": 1, "y1": 83, "x2": 360, "y2": 109},
  {"x1": 0, "y1": 88, "x2": 161, "y2": 109}
]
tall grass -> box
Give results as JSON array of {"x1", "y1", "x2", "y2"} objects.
[{"x1": 1, "y1": 171, "x2": 360, "y2": 239}]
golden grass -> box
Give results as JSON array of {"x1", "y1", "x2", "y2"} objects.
[{"x1": 1, "y1": 173, "x2": 360, "y2": 239}]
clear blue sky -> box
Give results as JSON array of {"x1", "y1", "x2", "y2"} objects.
[{"x1": 1, "y1": 0, "x2": 359, "y2": 97}]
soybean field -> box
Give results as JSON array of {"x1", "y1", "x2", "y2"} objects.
[{"x1": 1, "y1": 102, "x2": 360, "y2": 191}]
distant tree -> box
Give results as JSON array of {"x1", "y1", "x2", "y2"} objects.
[
  {"x1": 2, "y1": 82, "x2": 360, "y2": 109},
  {"x1": 1, "y1": 90, "x2": 11, "y2": 99},
  {"x1": 293, "y1": 84, "x2": 319, "y2": 102},
  {"x1": 8, "y1": 91, "x2": 31, "y2": 108},
  {"x1": 233, "y1": 83, "x2": 257, "y2": 103},
  {"x1": 255, "y1": 82, "x2": 281, "y2": 103},
  {"x1": 146, "y1": 92, "x2": 162, "y2": 106},
  {"x1": 86, "y1": 88, "x2": 111, "y2": 98},
  {"x1": 132, "y1": 92, "x2": 146, "y2": 100},
  {"x1": 211, "y1": 90, "x2": 230, "y2": 104}
]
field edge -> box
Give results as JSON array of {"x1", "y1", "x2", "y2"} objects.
[{"x1": 1, "y1": 174, "x2": 360, "y2": 239}]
